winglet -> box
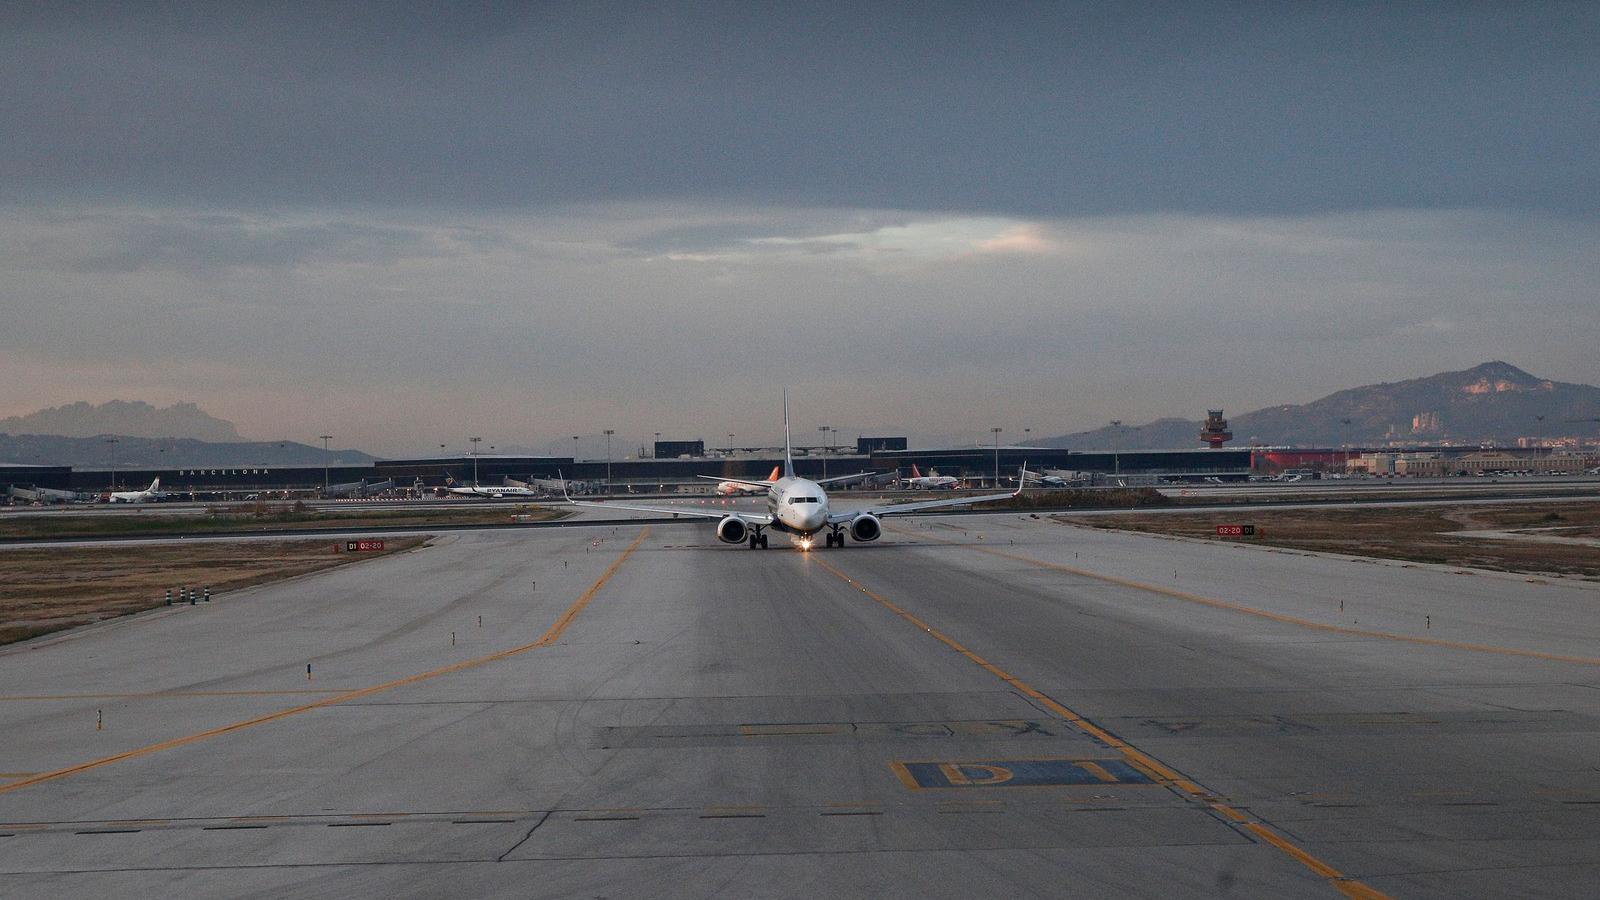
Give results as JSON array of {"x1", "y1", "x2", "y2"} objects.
[
  {"x1": 1013, "y1": 463, "x2": 1028, "y2": 497},
  {"x1": 558, "y1": 469, "x2": 575, "y2": 503}
]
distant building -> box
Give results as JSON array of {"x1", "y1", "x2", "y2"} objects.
[
  {"x1": 653, "y1": 440, "x2": 705, "y2": 459},
  {"x1": 1411, "y1": 411, "x2": 1442, "y2": 434},
  {"x1": 1199, "y1": 410, "x2": 1232, "y2": 448},
  {"x1": 856, "y1": 436, "x2": 907, "y2": 453}
]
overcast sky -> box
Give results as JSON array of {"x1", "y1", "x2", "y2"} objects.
[{"x1": 3, "y1": 3, "x2": 1597, "y2": 456}]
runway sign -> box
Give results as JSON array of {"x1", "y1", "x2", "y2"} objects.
[
  {"x1": 344, "y1": 540, "x2": 385, "y2": 552},
  {"x1": 891, "y1": 757, "x2": 1153, "y2": 790},
  {"x1": 1215, "y1": 524, "x2": 1257, "y2": 537}
]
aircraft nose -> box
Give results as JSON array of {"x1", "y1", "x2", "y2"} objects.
[{"x1": 803, "y1": 509, "x2": 826, "y2": 531}]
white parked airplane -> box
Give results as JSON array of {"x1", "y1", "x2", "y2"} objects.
[
  {"x1": 109, "y1": 478, "x2": 167, "y2": 503},
  {"x1": 897, "y1": 464, "x2": 961, "y2": 490},
  {"x1": 1024, "y1": 469, "x2": 1078, "y2": 488},
  {"x1": 565, "y1": 393, "x2": 1025, "y2": 549},
  {"x1": 715, "y1": 466, "x2": 781, "y2": 496},
  {"x1": 446, "y1": 483, "x2": 542, "y2": 499}
]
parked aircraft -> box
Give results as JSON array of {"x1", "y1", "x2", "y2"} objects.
[
  {"x1": 444, "y1": 476, "x2": 541, "y2": 499},
  {"x1": 897, "y1": 464, "x2": 961, "y2": 490},
  {"x1": 565, "y1": 393, "x2": 1025, "y2": 549},
  {"x1": 715, "y1": 466, "x2": 781, "y2": 496},
  {"x1": 1024, "y1": 469, "x2": 1084, "y2": 488},
  {"x1": 108, "y1": 478, "x2": 167, "y2": 503}
]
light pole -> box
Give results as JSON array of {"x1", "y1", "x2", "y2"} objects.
[
  {"x1": 320, "y1": 435, "x2": 332, "y2": 495},
  {"x1": 1109, "y1": 421, "x2": 1122, "y2": 476},
  {"x1": 654, "y1": 432, "x2": 661, "y2": 458},
  {"x1": 991, "y1": 427, "x2": 1003, "y2": 487},
  {"x1": 104, "y1": 437, "x2": 119, "y2": 491},
  {"x1": 1340, "y1": 418, "x2": 1352, "y2": 473},
  {"x1": 727, "y1": 433, "x2": 735, "y2": 455},
  {"x1": 603, "y1": 429, "x2": 615, "y2": 489},
  {"x1": 469, "y1": 436, "x2": 482, "y2": 485},
  {"x1": 818, "y1": 426, "x2": 831, "y2": 479}
]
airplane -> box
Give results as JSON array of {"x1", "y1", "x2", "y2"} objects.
[
  {"x1": 563, "y1": 392, "x2": 1026, "y2": 549},
  {"x1": 108, "y1": 477, "x2": 168, "y2": 503},
  {"x1": 443, "y1": 476, "x2": 541, "y2": 499},
  {"x1": 1024, "y1": 469, "x2": 1084, "y2": 488},
  {"x1": 715, "y1": 466, "x2": 781, "y2": 496},
  {"x1": 897, "y1": 464, "x2": 961, "y2": 490}
]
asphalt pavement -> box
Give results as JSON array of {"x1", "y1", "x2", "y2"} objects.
[{"x1": 2, "y1": 514, "x2": 1598, "y2": 897}]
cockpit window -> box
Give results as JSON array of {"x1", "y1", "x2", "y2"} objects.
[{"x1": 789, "y1": 496, "x2": 819, "y2": 504}]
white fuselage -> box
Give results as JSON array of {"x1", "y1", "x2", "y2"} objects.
[
  {"x1": 448, "y1": 486, "x2": 540, "y2": 498},
  {"x1": 764, "y1": 475, "x2": 830, "y2": 535},
  {"x1": 109, "y1": 479, "x2": 163, "y2": 503}
]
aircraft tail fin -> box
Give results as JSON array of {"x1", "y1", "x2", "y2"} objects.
[
  {"x1": 910, "y1": 464, "x2": 922, "y2": 478},
  {"x1": 782, "y1": 389, "x2": 795, "y2": 479},
  {"x1": 768, "y1": 465, "x2": 781, "y2": 482},
  {"x1": 149, "y1": 478, "x2": 160, "y2": 492}
]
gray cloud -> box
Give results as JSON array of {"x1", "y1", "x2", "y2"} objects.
[
  {"x1": 2, "y1": 4, "x2": 1597, "y2": 216},
  {"x1": 3, "y1": 6, "x2": 1598, "y2": 454},
  {"x1": 3, "y1": 205, "x2": 1595, "y2": 454}
]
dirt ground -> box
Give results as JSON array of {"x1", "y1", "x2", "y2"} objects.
[
  {"x1": 0, "y1": 503, "x2": 567, "y2": 540},
  {"x1": 0, "y1": 537, "x2": 425, "y2": 645},
  {"x1": 1065, "y1": 502, "x2": 1600, "y2": 580}
]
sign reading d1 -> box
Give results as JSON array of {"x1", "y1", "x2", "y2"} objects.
[
  {"x1": 345, "y1": 540, "x2": 386, "y2": 552},
  {"x1": 1215, "y1": 524, "x2": 1256, "y2": 537}
]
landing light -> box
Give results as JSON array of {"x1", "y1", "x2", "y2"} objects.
[{"x1": 799, "y1": 537, "x2": 813, "y2": 551}]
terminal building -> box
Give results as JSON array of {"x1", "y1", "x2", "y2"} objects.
[{"x1": 3, "y1": 441, "x2": 1253, "y2": 501}]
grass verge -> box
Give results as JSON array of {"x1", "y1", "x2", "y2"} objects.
[
  {"x1": 0, "y1": 503, "x2": 568, "y2": 540},
  {"x1": 1064, "y1": 502, "x2": 1600, "y2": 580},
  {"x1": 0, "y1": 536, "x2": 426, "y2": 645}
]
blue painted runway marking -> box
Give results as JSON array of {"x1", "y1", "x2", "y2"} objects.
[{"x1": 892, "y1": 758, "x2": 1153, "y2": 789}]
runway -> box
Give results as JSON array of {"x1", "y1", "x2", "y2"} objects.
[{"x1": 2, "y1": 515, "x2": 1598, "y2": 897}]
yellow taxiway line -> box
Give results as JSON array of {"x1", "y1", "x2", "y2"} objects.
[{"x1": 814, "y1": 555, "x2": 1390, "y2": 900}]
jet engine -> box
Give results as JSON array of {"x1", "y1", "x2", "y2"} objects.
[
  {"x1": 849, "y1": 513, "x2": 882, "y2": 543},
  {"x1": 716, "y1": 515, "x2": 749, "y2": 544}
]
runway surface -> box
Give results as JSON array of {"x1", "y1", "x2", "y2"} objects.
[{"x1": 3, "y1": 515, "x2": 1599, "y2": 897}]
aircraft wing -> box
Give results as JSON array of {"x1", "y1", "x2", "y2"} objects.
[
  {"x1": 562, "y1": 474, "x2": 772, "y2": 523},
  {"x1": 694, "y1": 475, "x2": 774, "y2": 490},
  {"x1": 567, "y1": 498, "x2": 772, "y2": 523},
  {"x1": 828, "y1": 464, "x2": 1027, "y2": 522},
  {"x1": 812, "y1": 471, "x2": 878, "y2": 486}
]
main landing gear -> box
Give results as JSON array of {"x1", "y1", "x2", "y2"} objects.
[
  {"x1": 748, "y1": 528, "x2": 769, "y2": 549},
  {"x1": 824, "y1": 528, "x2": 846, "y2": 548}
]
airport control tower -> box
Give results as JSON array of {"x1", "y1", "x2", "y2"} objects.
[{"x1": 1200, "y1": 410, "x2": 1233, "y2": 448}]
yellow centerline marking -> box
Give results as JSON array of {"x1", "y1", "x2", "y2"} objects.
[
  {"x1": 897, "y1": 525, "x2": 1600, "y2": 666},
  {"x1": 813, "y1": 555, "x2": 1389, "y2": 900},
  {"x1": 0, "y1": 527, "x2": 650, "y2": 797}
]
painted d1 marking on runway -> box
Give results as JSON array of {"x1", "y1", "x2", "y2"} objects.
[{"x1": 891, "y1": 757, "x2": 1153, "y2": 790}]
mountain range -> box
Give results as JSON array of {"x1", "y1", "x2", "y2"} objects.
[
  {"x1": 0, "y1": 401, "x2": 243, "y2": 442},
  {"x1": 0, "y1": 434, "x2": 374, "y2": 469},
  {"x1": 1037, "y1": 362, "x2": 1600, "y2": 449}
]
